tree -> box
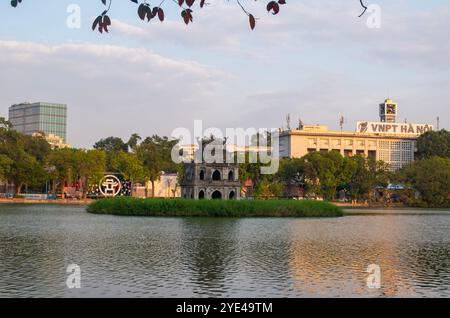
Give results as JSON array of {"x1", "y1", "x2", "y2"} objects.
[
  {"x1": 397, "y1": 157, "x2": 450, "y2": 208},
  {"x1": 0, "y1": 128, "x2": 50, "y2": 195},
  {"x1": 11, "y1": 1, "x2": 369, "y2": 32},
  {"x1": 277, "y1": 157, "x2": 307, "y2": 197},
  {"x1": 23, "y1": 133, "x2": 51, "y2": 163},
  {"x1": 277, "y1": 153, "x2": 390, "y2": 201},
  {"x1": 110, "y1": 151, "x2": 146, "y2": 183},
  {"x1": 416, "y1": 130, "x2": 450, "y2": 159},
  {"x1": 0, "y1": 154, "x2": 13, "y2": 182},
  {"x1": 46, "y1": 148, "x2": 77, "y2": 196},
  {"x1": 347, "y1": 155, "x2": 390, "y2": 201},
  {"x1": 127, "y1": 133, "x2": 142, "y2": 153},
  {"x1": 239, "y1": 153, "x2": 265, "y2": 185},
  {"x1": 73, "y1": 149, "x2": 107, "y2": 199},
  {"x1": 301, "y1": 151, "x2": 356, "y2": 200},
  {"x1": 254, "y1": 179, "x2": 283, "y2": 199},
  {"x1": 0, "y1": 117, "x2": 13, "y2": 130},
  {"x1": 137, "y1": 135, "x2": 179, "y2": 197},
  {"x1": 93, "y1": 136, "x2": 128, "y2": 153}
]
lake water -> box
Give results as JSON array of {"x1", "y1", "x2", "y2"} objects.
[{"x1": 0, "y1": 204, "x2": 449, "y2": 298}]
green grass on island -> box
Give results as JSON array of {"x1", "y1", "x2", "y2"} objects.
[{"x1": 87, "y1": 197, "x2": 343, "y2": 218}]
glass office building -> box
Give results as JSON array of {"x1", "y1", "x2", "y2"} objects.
[{"x1": 8, "y1": 102, "x2": 67, "y2": 142}]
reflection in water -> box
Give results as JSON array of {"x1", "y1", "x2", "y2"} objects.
[
  {"x1": 0, "y1": 205, "x2": 449, "y2": 297},
  {"x1": 288, "y1": 215, "x2": 450, "y2": 297},
  {"x1": 179, "y1": 218, "x2": 239, "y2": 296}
]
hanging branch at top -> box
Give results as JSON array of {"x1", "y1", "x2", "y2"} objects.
[
  {"x1": 359, "y1": 0, "x2": 368, "y2": 17},
  {"x1": 10, "y1": 0, "x2": 370, "y2": 33}
]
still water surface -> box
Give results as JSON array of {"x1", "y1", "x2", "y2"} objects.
[{"x1": 0, "y1": 205, "x2": 449, "y2": 297}]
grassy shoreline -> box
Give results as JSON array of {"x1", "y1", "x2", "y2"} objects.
[{"x1": 86, "y1": 197, "x2": 343, "y2": 218}]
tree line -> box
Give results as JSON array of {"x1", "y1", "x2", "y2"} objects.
[
  {"x1": 239, "y1": 130, "x2": 450, "y2": 207},
  {"x1": 1, "y1": 115, "x2": 449, "y2": 207},
  {"x1": 395, "y1": 130, "x2": 450, "y2": 208},
  {"x1": 240, "y1": 150, "x2": 391, "y2": 203},
  {"x1": 0, "y1": 118, "x2": 178, "y2": 198}
]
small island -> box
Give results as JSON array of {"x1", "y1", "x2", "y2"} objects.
[{"x1": 87, "y1": 197, "x2": 343, "y2": 218}]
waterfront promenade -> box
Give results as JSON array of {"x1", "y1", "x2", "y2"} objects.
[
  {"x1": 0, "y1": 197, "x2": 372, "y2": 208},
  {"x1": 0, "y1": 198, "x2": 92, "y2": 205}
]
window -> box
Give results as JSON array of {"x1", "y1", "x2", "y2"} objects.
[
  {"x1": 212, "y1": 170, "x2": 221, "y2": 181},
  {"x1": 320, "y1": 139, "x2": 329, "y2": 147},
  {"x1": 308, "y1": 139, "x2": 317, "y2": 147},
  {"x1": 332, "y1": 139, "x2": 341, "y2": 147}
]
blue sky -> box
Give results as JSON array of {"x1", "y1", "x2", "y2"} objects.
[{"x1": 0, "y1": 0, "x2": 449, "y2": 148}]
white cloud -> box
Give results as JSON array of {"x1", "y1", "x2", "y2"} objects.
[
  {"x1": 0, "y1": 40, "x2": 233, "y2": 148},
  {"x1": 1, "y1": 0, "x2": 449, "y2": 148},
  {"x1": 111, "y1": 1, "x2": 450, "y2": 69}
]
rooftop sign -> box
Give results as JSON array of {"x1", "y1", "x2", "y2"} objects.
[{"x1": 357, "y1": 122, "x2": 433, "y2": 136}]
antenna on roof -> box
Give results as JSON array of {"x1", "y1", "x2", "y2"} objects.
[
  {"x1": 339, "y1": 115, "x2": 345, "y2": 132},
  {"x1": 298, "y1": 118, "x2": 304, "y2": 130},
  {"x1": 286, "y1": 114, "x2": 291, "y2": 130}
]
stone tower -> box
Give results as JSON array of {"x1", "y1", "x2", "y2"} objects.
[{"x1": 181, "y1": 162, "x2": 241, "y2": 200}]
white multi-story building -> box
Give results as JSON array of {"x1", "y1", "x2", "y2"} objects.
[{"x1": 279, "y1": 99, "x2": 433, "y2": 171}]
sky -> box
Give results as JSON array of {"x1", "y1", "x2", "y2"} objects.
[{"x1": 0, "y1": 0, "x2": 449, "y2": 148}]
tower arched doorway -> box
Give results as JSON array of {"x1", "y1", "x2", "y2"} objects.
[{"x1": 211, "y1": 190, "x2": 222, "y2": 200}]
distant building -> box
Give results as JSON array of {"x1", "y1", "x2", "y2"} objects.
[
  {"x1": 179, "y1": 143, "x2": 272, "y2": 162},
  {"x1": 32, "y1": 132, "x2": 70, "y2": 149},
  {"x1": 8, "y1": 102, "x2": 67, "y2": 143},
  {"x1": 279, "y1": 99, "x2": 433, "y2": 171},
  {"x1": 147, "y1": 173, "x2": 180, "y2": 198}
]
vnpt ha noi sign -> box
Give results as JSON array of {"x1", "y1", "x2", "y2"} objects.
[{"x1": 357, "y1": 122, "x2": 433, "y2": 136}]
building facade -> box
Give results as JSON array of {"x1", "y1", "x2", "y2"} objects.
[
  {"x1": 31, "y1": 132, "x2": 70, "y2": 149},
  {"x1": 146, "y1": 173, "x2": 180, "y2": 198},
  {"x1": 181, "y1": 163, "x2": 241, "y2": 200},
  {"x1": 8, "y1": 102, "x2": 67, "y2": 143},
  {"x1": 279, "y1": 99, "x2": 433, "y2": 171}
]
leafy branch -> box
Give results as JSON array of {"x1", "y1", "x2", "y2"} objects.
[
  {"x1": 359, "y1": 0, "x2": 368, "y2": 17},
  {"x1": 10, "y1": 0, "x2": 371, "y2": 33}
]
